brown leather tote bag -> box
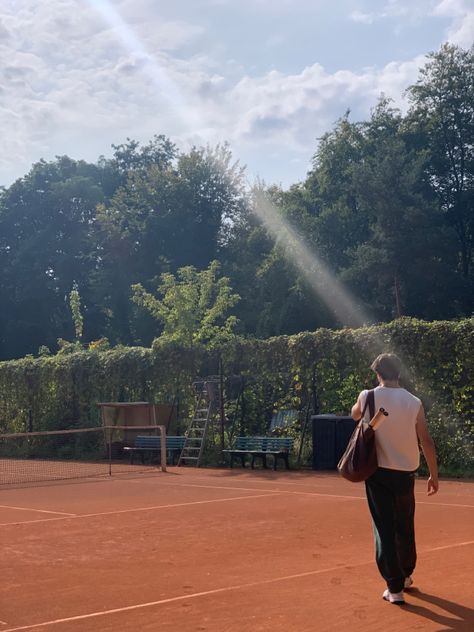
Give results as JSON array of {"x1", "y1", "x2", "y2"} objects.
[{"x1": 337, "y1": 390, "x2": 378, "y2": 482}]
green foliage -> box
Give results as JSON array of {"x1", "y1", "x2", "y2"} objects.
[
  {"x1": 87, "y1": 338, "x2": 111, "y2": 352},
  {"x1": 69, "y1": 288, "x2": 84, "y2": 341},
  {"x1": 0, "y1": 318, "x2": 473, "y2": 474},
  {"x1": 56, "y1": 339, "x2": 82, "y2": 355},
  {"x1": 305, "y1": 96, "x2": 467, "y2": 322},
  {"x1": 424, "y1": 403, "x2": 474, "y2": 475},
  {"x1": 93, "y1": 141, "x2": 247, "y2": 347},
  {"x1": 132, "y1": 261, "x2": 240, "y2": 349},
  {"x1": 407, "y1": 43, "x2": 474, "y2": 280},
  {"x1": 0, "y1": 156, "x2": 108, "y2": 358},
  {"x1": 0, "y1": 44, "x2": 473, "y2": 362}
]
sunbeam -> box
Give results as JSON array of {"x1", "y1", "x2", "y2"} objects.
[
  {"x1": 81, "y1": 3, "x2": 430, "y2": 391},
  {"x1": 85, "y1": 4, "x2": 371, "y2": 339},
  {"x1": 251, "y1": 188, "x2": 373, "y2": 329},
  {"x1": 249, "y1": 187, "x2": 434, "y2": 398},
  {"x1": 89, "y1": 2, "x2": 374, "y2": 333},
  {"x1": 87, "y1": 0, "x2": 200, "y2": 129}
]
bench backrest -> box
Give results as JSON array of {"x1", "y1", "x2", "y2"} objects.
[
  {"x1": 264, "y1": 437, "x2": 293, "y2": 451},
  {"x1": 134, "y1": 435, "x2": 185, "y2": 449},
  {"x1": 234, "y1": 436, "x2": 293, "y2": 451}
]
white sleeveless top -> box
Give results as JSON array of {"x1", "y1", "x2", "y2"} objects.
[{"x1": 359, "y1": 386, "x2": 421, "y2": 471}]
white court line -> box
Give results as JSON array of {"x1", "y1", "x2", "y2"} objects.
[
  {"x1": 1, "y1": 480, "x2": 471, "y2": 528},
  {"x1": 121, "y1": 478, "x2": 368, "y2": 500},
  {"x1": 0, "y1": 516, "x2": 79, "y2": 527},
  {"x1": 0, "y1": 481, "x2": 471, "y2": 528},
  {"x1": 0, "y1": 493, "x2": 280, "y2": 527},
  {"x1": 0, "y1": 562, "x2": 379, "y2": 631},
  {"x1": 120, "y1": 478, "x2": 474, "y2": 508},
  {"x1": 421, "y1": 540, "x2": 474, "y2": 553},
  {"x1": 0, "y1": 504, "x2": 76, "y2": 517},
  {"x1": 416, "y1": 500, "x2": 474, "y2": 509},
  {"x1": 181, "y1": 482, "x2": 474, "y2": 508},
  {"x1": 2, "y1": 540, "x2": 473, "y2": 632},
  {"x1": 74, "y1": 493, "x2": 280, "y2": 519}
]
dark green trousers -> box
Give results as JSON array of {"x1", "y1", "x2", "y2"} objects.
[{"x1": 365, "y1": 467, "x2": 417, "y2": 593}]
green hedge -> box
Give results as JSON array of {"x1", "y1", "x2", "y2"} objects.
[{"x1": 0, "y1": 318, "x2": 472, "y2": 473}]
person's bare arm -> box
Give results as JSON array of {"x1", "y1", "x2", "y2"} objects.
[
  {"x1": 351, "y1": 393, "x2": 363, "y2": 421},
  {"x1": 416, "y1": 405, "x2": 439, "y2": 495}
]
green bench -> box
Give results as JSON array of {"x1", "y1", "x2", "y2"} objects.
[
  {"x1": 123, "y1": 435, "x2": 185, "y2": 465},
  {"x1": 223, "y1": 436, "x2": 293, "y2": 470}
]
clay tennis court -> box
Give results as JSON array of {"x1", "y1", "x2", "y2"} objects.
[{"x1": 0, "y1": 468, "x2": 473, "y2": 631}]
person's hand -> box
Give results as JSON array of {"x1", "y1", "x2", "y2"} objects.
[{"x1": 427, "y1": 476, "x2": 439, "y2": 496}]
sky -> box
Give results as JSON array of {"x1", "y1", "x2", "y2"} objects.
[{"x1": 0, "y1": 0, "x2": 473, "y2": 189}]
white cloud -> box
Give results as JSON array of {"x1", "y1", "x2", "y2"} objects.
[
  {"x1": 205, "y1": 0, "x2": 326, "y2": 9},
  {"x1": 434, "y1": 0, "x2": 466, "y2": 17},
  {"x1": 216, "y1": 57, "x2": 422, "y2": 154},
  {"x1": 350, "y1": 10, "x2": 376, "y2": 24},
  {"x1": 449, "y1": 13, "x2": 474, "y2": 46},
  {"x1": 350, "y1": 1, "x2": 474, "y2": 47},
  {"x1": 0, "y1": 18, "x2": 11, "y2": 39},
  {"x1": 0, "y1": 0, "x2": 472, "y2": 187},
  {"x1": 348, "y1": 1, "x2": 430, "y2": 24},
  {"x1": 0, "y1": 0, "x2": 209, "y2": 182},
  {"x1": 433, "y1": 0, "x2": 474, "y2": 46}
]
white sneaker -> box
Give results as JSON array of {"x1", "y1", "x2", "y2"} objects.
[
  {"x1": 383, "y1": 589, "x2": 405, "y2": 605},
  {"x1": 404, "y1": 576, "x2": 414, "y2": 589}
]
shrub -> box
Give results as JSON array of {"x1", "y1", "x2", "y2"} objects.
[{"x1": 0, "y1": 317, "x2": 472, "y2": 474}]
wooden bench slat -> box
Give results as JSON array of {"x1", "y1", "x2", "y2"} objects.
[{"x1": 223, "y1": 436, "x2": 293, "y2": 471}]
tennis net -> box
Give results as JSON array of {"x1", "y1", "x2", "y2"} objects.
[{"x1": 0, "y1": 425, "x2": 167, "y2": 486}]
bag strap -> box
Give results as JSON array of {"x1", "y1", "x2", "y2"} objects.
[
  {"x1": 359, "y1": 389, "x2": 375, "y2": 422},
  {"x1": 367, "y1": 389, "x2": 375, "y2": 420}
]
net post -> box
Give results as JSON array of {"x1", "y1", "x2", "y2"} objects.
[
  {"x1": 107, "y1": 427, "x2": 112, "y2": 476},
  {"x1": 159, "y1": 425, "x2": 167, "y2": 472}
]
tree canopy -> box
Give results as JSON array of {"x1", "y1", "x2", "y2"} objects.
[{"x1": 0, "y1": 43, "x2": 473, "y2": 360}]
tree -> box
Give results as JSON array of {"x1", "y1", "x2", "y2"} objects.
[
  {"x1": 346, "y1": 133, "x2": 461, "y2": 320},
  {"x1": 329, "y1": 99, "x2": 464, "y2": 320},
  {"x1": 407, "y1": 44, "x2": 474, "y2": 284},
  {"x1": 69, "y1": 287, "x2": 84, "y2": 341},
  {"x1": 131, "y1": 260, "x2": 240, "y2": 348},
  {"x1": 306, "y1": 112, "x2": 369, "y2": 272},
  {"x1": 109, "y1": 134, "x2": 177, "y2": 177},
  {"x1": 0, "y1": 157, "x2": 107, "y2": 358},
  {"x1": 293, "y1": 98, "x2": 466, "y2": 322},
  {"x1": 175, "y1": 143, "x2": 247, "y2": 266},
  {"x1": 95, "y1": 142, "x2": 247, "y2": 345}
]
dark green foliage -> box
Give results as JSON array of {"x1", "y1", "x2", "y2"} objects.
[
  {"x1": 0, "y1": 157, "x2": 108, "y2": 358},
  {"x1": 407, "y1": 44, "x2": 474, "y2": 281},
  {"x1": 0, "y1": 43, "x2": 473, "y2": 374},
  {"x1": 0, "y1": 318, "x2": 472, "y2": 474}
]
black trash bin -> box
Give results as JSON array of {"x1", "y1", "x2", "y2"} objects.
[{"x1": 311, "y1": 415, "x2": 355, "y2": 470}]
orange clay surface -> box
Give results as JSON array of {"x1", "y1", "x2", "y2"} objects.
[{"x1": 0, "y1": 468, "x2": 473, "y2": 632}]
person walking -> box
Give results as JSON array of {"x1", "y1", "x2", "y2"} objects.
[{"x1": 351, "y1": 353, "x2": 439, "y2": 605}]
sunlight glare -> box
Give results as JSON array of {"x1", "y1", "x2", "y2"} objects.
[
  {"x1": 88, "y1": 0, "x2": 199, "y2": 129},
  {"x1": 252, "y1": 189, "x2": 372, "y2": 329}
]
